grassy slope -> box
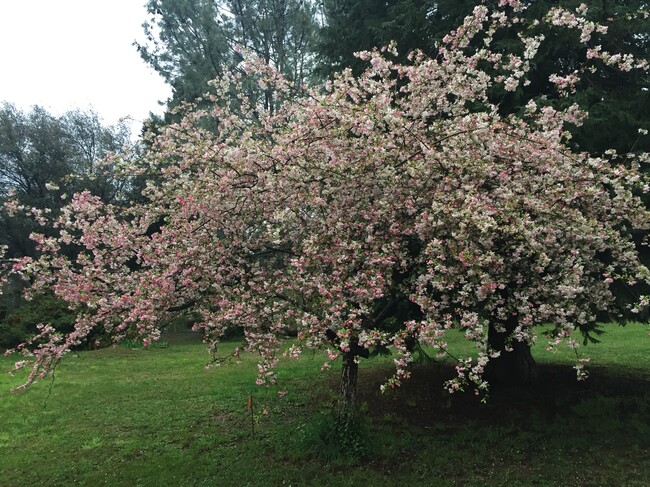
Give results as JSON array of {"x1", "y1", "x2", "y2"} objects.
[{"x1": 0, "y1": 323, "x2": 648, "y2": 486}]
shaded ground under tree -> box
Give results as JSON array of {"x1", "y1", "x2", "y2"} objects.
[{"x1": 360, "y1": 362, "x2": 649, "y2": 428}]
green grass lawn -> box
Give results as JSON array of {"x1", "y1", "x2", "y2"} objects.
[{"x1": 1, "y1": 323, "x2": 649, "y2": 486}]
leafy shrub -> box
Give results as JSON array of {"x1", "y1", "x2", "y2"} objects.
[{"x1": 287, "y1": 410, "x2": 372, "y2": 464}]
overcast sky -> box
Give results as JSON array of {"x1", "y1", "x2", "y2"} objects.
[{"x1": 0, "y1": 0, "x2": 172, "y2": 129}]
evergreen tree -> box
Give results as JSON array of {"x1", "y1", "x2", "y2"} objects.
[
  {"x1": 317, "y1": 0, "x2": 648, "y2": 154},
  {"x1": 316, "y1": 0, "x2": 436, "y2": 77},
  {"x1": 136, "y1": 0, "x2": 317, "y2": 112},
  {"x1": 137, "y1": 0, "x2": 230, "y2": 109},
  {"x1": 426, "y1": 0, "x2": 650, "y2": 155}
]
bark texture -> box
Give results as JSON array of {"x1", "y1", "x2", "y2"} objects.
[
  {"x1": 485, "y1": 315, "x2": 538, "y2": 385},
  {"x1": 340, "y1": 351, "x2": 359, "y2": 414}
]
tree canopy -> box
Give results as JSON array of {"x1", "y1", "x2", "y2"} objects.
[{"x1": 2, "y1": 3, "x2": 649, "y2": 406}]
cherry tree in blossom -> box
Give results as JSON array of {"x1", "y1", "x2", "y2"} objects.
[{"x1": 3, "y1": 2, "x2": 649, "y2": 412}]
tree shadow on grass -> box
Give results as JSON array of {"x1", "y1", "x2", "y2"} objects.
[
  {"x1": 345, "y1": 363, "x2": 649, "y2": 484},
  {"x1": 359, "y1": 362, "x2": 650, "y2": 443}
]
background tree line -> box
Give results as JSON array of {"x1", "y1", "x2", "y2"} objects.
[
  {"x1": 139, "y1": 0, "x2": 648, "y2": 154},
  {"x1": 0, "y1": 104, "x2": 134, "y2": 347}
]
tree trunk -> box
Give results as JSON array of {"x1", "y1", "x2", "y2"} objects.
[
  {"x1": 339, "y1": 351, "x2": 359, "y2": 416},
  {"x1": 485, "y1": 315, "x2": 537, "y2": 385}
]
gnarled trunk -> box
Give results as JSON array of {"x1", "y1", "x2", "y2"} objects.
[
  {"x1": 325, "y1": 330, "x2": 367, "y2": 417},
  {"x1": 485, "y1": 315, "x2": 537, "y2": 385},
  {"x1": 340, "y1": 351, "x2": 359, "y2": 415}
]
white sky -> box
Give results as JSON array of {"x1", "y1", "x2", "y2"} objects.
[{"x1": 0, "y1": 0, "x2": 172, "y2": 130}]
